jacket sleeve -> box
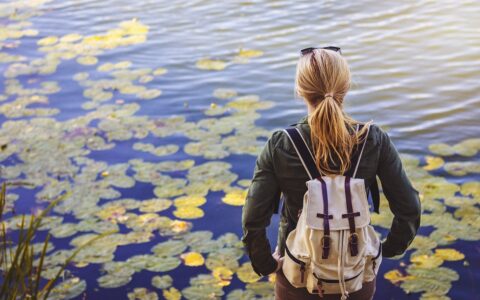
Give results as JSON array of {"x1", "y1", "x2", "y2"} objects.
[
  {"x1": 376, "y1": 128, "x2": 422, "y2": 257},
  {"x1": 241, "y1": 131, "x2": 282, "y2": 276}
]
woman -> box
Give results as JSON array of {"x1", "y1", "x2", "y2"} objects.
[{"x1": 241, "y1": 46, "x2": 421, "y2": 299}]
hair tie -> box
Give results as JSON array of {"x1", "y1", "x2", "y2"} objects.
[{"x1": 324, "y1": 93, "x2": 335, "y2": 100}]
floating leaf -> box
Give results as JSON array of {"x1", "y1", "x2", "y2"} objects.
[
  {"x1": 226, "y1": 289, "x2": 256, "y2": 300},
  {"x1": 153, "y1": 67, "x2": 168, "y2": 76},
  {"x1": 98, "y1": 274, "x2": 132, "y2": 288},
  {"x1": 460, "y1": 181, "x2": 480, "y2": 198},
  {"x1": 410, "y1": 254, "x2": 444, "y2": 269},
  {"x1": 196, "y1": 58, "x2": 227, "y2": 71},
  {"x1": 46, "y1": 277, "x2": 87, "y2": 300},
  {"x1": 60, "y1": 33, "x2": 83, "y2": 43},
  {"x1": 423, "y1": 156, "x2": 444, "y2": 171},
  {"x1": 444, "y1": 161, "x2": 480, "y2": 176},
  {"x1": 245, "y1": 281, "x2": 274, "y2": 297},
  {"x1": 37, "y1": 36, "x2": 58, "y2": 46},
  {"x1": 222, "y1": 189, "x2": 247, "y2": 206},
  {"x1": 163, "y1": 287, "x2": 181, "y2": 300},
  {"x1": 213, "y1": 88, "x2": 238, "y2": 100},
  {"x1": 174, "y1": 195, "x2": 206, "y2": 207},
  {"x1": 173, "y1": 206, "x2": 204, "y2": 219},
  {"x1": 127, "y1": 288, "x2": 158, "y2": 300},
  {"x1": 139, "y1": 198, "x2": 172, "y2": 212},
  {"x1": 77, "y1": 56, "x2": 98, "y2": 65},
  {"x1": 434, "y1": 248, "x2": 465, "y2": 261},
  {"x1": 151, "y1": 240, "x2": 187, "y2": 257},
  {"x1": 384, "y1": 269, "x2": 413, "y2": 284},
  {"x1": 236, "y1": 262, "x2": 261, "y2": 283},
  {"x1": 237, "y1": 48, "x2": 263, "y2": 58},
  {"x1": 428, "y1": 143, "x2": 455, "y2": 156},
  {"x1": 152, "y1": 275, "x2": 173, "y2": 289},
  {"x1": 181, "y1": 251, "x2": 205, "y2": 266}
]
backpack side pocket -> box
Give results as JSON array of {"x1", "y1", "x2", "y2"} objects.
[
  {"x1": 364, "y1": 225, "x2": 382, "y2": 282},
  {"x1": 282, "y1": 244, "x2": 311, "y2": 288}
]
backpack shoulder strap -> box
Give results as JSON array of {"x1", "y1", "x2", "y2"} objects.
[
  {"x1": 351, "y1": 122, "x2": 380, "y2": 214},
  {"x1": 284, "y1": 128, "x2": 321, "y2": 179},
  {"x1": 352, "y1": 123, "x2": 370, "y2": 178}
]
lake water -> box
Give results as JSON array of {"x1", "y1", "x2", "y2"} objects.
[{"x1": 0, "y1": 0, "x2": 479, "y2": 299}]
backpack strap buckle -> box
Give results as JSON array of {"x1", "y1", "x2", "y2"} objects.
[
  {"x1": 348, "y1": 232, "x2": 359, "y2": 256},
  {"x1": 321, "y1": 235, "x2": 331, "y2": 259}
]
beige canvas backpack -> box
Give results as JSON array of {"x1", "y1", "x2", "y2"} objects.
[{"x1": 282, "y1": 124, "x2": 382, "y2": 300}]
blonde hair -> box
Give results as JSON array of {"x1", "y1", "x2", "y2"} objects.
[{"x1": 294, "y1": 49, "x2": 372, "y2": 176}]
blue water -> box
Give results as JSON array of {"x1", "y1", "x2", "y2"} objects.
[{"x1": 0, "y1": 0, "x2": 479, "y2": 299}]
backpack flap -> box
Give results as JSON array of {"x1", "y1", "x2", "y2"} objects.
[{"x1": 305, "y1": 176, "x2": 371, "y2": 231}]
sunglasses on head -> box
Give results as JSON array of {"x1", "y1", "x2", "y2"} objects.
[{"x1": 300, "y1": 46, "x2": 342, "y2": 55}]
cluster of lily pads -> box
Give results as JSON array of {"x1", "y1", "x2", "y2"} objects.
[
  {"x1": 196, "y1": 48, "x2": 264, "y2": 71},
  {"x1": 0, "y1": 1, "x2": 479, "y2": 300},
  {"x1": 372, "y1": 142, "x2": 479, "y2": 299}
]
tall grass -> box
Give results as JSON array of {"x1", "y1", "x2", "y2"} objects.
[{"x1": 0, "y1": 182, "x2": 112, "y2": 300}]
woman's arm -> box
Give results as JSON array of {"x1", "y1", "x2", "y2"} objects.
[
  {"x1": 376, "y1": 128, "x2": 422, "y2": 257},
  {"x1": 241, "y1": 131, "x2": 282, "y2": 276}
]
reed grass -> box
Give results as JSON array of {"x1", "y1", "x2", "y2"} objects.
[{"x1": 0, "y1": 182, "x2": 114, "y2": 300}]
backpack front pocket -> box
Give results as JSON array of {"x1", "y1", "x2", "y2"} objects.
[{"x1": 282, "y1": 244, "x2": 310, "y2": 288}]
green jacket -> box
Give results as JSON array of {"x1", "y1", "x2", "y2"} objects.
[{"x1": 241, "y1": 115, "x2": 421, "y2": 277}]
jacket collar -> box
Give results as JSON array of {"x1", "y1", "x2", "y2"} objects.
[{"x1": 289, "y1": 115, "x2": 308, "y2": 126}]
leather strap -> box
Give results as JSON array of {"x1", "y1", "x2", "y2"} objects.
[
  {"x1": 317, "y1": 177, "x2": 331, "y2": 259},
  {"x1": 342, "y1": 177, "x2": 360, "y2": 256}
]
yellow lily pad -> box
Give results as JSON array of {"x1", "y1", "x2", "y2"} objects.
[
  {"x1": 173, "y1": 206, "x2": 204, "y2": 219},
  {"x1": 422, "y1": 156, "x2": 444, "y2": 171},
  {"x1": 181, "y1": 251, "x2": 205, "y2": 266},
  {"x1": 153, "y1": 67, "x2": 168, "y2": 76},
  {"x1": 163, "y1": 287, "x2": 181, "y2": 300},
  {"x1": 236, "y1": 262, "x2": 261, "y2": 283},
  {"x1": 77, "y1": 56, "x2": 98, "y2": 65},
  {"x1": 37, "y1": 36, "x2": 58, "y2": 46},
  {"x1": 196, "y1": 58, "x2": 227, "y2": 71},
  {"x1": 174, "y1": 195, "x2": 206, "y2": 207},
  {"x1": 434, "y1": 248, "x2": 465, "y2": 261},
  {"x1": 60, "y1": 33, "x2": 83, "y2": 43},
  {"x1": 428, "y1": 143, "x2": 455, "y2": 156},
  {"x1": 237, "y1": 48, "x2": 264, "y2": 58},
  {"x1": 212, "y1": 266, "x2": 234, "y2": 286},
  {"x1": 384, "y1": 269, "x2": 413, "y2": 284},
  {"x1": 460, "y1": 181, "x2": 480, "y2": 198},
  {"x1": 410, "y1": 254, "x2": 444, "y2": 269},
  {"x1": 222, "y1": 189, "x2": 247, "y2": 206}
]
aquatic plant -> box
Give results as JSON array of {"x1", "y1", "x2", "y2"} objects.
[{"x1": 0, "y1": 182, "x2": 114, "y2": 299}]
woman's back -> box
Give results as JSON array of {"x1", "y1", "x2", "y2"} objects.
[{"x1": 241, "y1": 47, "x2": 421, "y2": 299}]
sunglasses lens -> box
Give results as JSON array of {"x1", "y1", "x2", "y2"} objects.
[
  {"x1": 323, "y1": 46, "x2": 341, "y2": 52},
  {"x1": 300, "y1": 47, "x2": 315, "y2": 55},
  {"x1": 300, "y1": 46, "x2": 341, "y2": 55}
]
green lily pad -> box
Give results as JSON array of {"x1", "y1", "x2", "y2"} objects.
[
  {"x1": 151, "y1": 240, "x2": 187, "y2": 257},
  {"x1": 152, "y1": 275, "x2": 173, "y2": 289}
]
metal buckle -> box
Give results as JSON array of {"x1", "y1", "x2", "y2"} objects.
[
  {"x1": 349, "y1": 233, "x2": 358, "y2": 245},
  {"x1": 321, "y1": 235, "x2": 331, "y2": 248}
]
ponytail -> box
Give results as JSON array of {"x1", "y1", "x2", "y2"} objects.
[
  {"x1": 295, "y1": 48, "x2": 371, "y2": 176},
  {"x1": 309, "y1": 93, "x2": 356, "y2": 175}
]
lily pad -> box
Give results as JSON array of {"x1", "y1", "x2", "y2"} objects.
[
  {"x1": 152, "y1": 275, "x2": 173, "y2": 289},
  {"x1": 236, "y1": 262, "x2": 261, "y2": 283},
  {"x1": 181, "y1": 251, "x2": 205, "y2": 266},
  {"x1": 196, "y1": 58, "x2": 227, "y2": 71}
]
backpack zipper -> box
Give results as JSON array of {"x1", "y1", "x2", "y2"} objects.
[{"x1": 285, "y1": 245, "x2": 307, "y2": 283}]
